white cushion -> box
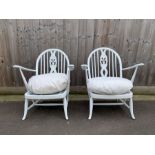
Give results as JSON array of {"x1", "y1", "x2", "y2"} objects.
[
  {"x1": 87, "y1": 77, "x2": 133, "y2": 95},
  {"x1": 28, "y1": 73, "x2": 68, "y2": 94}
]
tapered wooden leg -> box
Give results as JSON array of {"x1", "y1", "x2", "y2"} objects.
[
  {"x1": 63, "y1": 97, "x2": 69, "y2": 120},
  {"x1": 22, "y1": 99, "x2": 28, "y2": 120},
  {"x1": 88, "y1": 97, "x2": 93, "y2": 120},
  {"x1": 129, "y1": 98, "x2": 135, "y2": 120},
  {"x1": 66, "y1": 94, "x2": 69, "y2": 103}
]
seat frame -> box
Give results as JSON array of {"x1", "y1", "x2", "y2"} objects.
[
  {"x1": 81, "y1": 47, "x2": 144, "y2": 120},
  {"x1": 13, "y1": 49, "x2": 74, "y2": 120}
]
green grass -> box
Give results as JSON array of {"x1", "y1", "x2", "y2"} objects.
[{"x1": 0, "y1": 94, "x2": 155, "y2": 102}]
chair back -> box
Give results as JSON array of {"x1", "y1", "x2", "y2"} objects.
[
  {"x1": 36, "y1": 49, "x2": 69, "y2": 75},
  {"x1": 87, "y1": 47, "x2": 122, "y2": 78}
]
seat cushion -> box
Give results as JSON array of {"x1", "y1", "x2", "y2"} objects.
[
  {"x1": 28, "y1": 73, "x2": 68, "y2": 95},
  {"x1": 87, "y1": 77, "x2": 133, "y2": 95}
]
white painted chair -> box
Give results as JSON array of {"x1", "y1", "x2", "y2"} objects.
[
  {"x1": 81, "y1": 47, "x2": 144, "y2": 120},
  {"x1": 13, "y1": 49, "x2": 74, "y2": 120}
]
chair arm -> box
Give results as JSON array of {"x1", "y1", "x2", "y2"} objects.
[
  {"x1": 66, "y1": 64, "x2": 74, "y2": 94},
  {"x1": 68, "y1": 64, "x2": 74, "y2": 71},
  {"x1": 122, "y1": 63, "x2": 144, "y2": 71},
  {"x1": 122, "y1": 63, "x2": 144, "y2": 83},
  {"x1": 13, "y1": 65, "x2": 36, "y2": 72},
  {"x1": 81, "y1": 64, "x2": 90, "y2": 81},
  {"x1": 81, "y1": 64, "x2": 88, "y2": 70},
  {"x1": 13, "y1": 65, "x2": 36, "y2": 91}
]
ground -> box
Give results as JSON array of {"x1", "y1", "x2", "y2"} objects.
[{"x1": 0, "y1": 101, "x2": 155, "y2": 135}]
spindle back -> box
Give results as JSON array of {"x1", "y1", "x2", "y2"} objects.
[
  {"x1": 36, "y1": 49, "x2": 69, "y2": 75},
  {"x1": 87, "y1": 47, "x2": 122, "y2": 78}
]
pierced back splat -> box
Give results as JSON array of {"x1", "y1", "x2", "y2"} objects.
[
  {"x1": 100, "y1": 51, "x2": 108, "y2": 77},
  {"x1": 87, "y1": 47, "x2": 122, "y2": 78},
  {"x1": 36, "y1": 49, "x2": 70, "y2": 75},
  {"x1": 49, "y1": 51, "x2": 57, "y2": 73}
]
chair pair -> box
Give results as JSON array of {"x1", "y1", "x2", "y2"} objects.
[{"x1": 13, "y1": 47, "x2": 144, "y2": 120}]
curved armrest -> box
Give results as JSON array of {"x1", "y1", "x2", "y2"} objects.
[
  {"x1": 81, "y1": 64, "x2": 88, "y2": 70},
  {"x1": 66, "y1": 64, "x2": 74, "y2": 94},
  {"x1": 68, "y1": 64, "x2": 74, "y2": 71},
  {"x1": 122, "y1": 63, "x2": 144, "y2": 83},
  {"x1": 81, "y1": 64, "x2": 90, "y2": 81},
  {"x1": 122, "y1": 63, "x2": 144, "y2": 71},
  {"x1": 13, "y1": 65, "x2": 36, "y2": 72},
  {"x1": 13, "y1": 65, "x2": 36, "y2": 91}
]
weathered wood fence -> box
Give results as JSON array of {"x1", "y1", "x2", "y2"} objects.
[{"x1": 0, "y1": 19, "x2": 155, "y2": 86}]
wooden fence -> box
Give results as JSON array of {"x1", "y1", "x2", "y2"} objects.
[{"x1": 0, "y1": 19, "x2": 155, "y2": 86}]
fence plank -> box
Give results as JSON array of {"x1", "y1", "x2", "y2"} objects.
[{"x1": 0, "y1": 19, "x2": 155, "y2": 86}]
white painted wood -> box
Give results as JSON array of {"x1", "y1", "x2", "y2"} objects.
[
  {"x1": 94, "y1": 53, "x2": 96, "y2": 77},
  {"x1": 112, "y1": 52, "x2": 114, "y2": 76},
  {"x1": 88, "y1": 97, "x2": 93, "y2": 120},
  {"x1": 49, "y1": 50, "x2": 57, "y2": 73},
  {"x1": 13, "y1": 65, "x2": 36, "y2": 72},
  {"x1": 94, "y1": 103, "x2": 124, "y2": 106},
  {"x1": 100, "y1": 50, "x2": 108, "y2": 77},
  {"x1": 63, "y1": 55, "x2": 65, "y2": 73},
  {"x1": 119, "y1": 99, "x2": 130, "y2": 108},
  {"x1": 27, "y1": 100, "x2": 40, "y2": 110},
  {"x1": 91, "y1": 57, "x2": 94, "y2": 78},
  {"x1": 40, "y1": 57, "x2": 42, "y2": 74},
  {"x1": 90, "y1": 92, "x2": 133, "y2": 99},
  {"x1": 129, "y1": 98, "x2": 135, "y2": 119},
  {"x1": 122, "y1": 63, "x2": 144, "y2": 83},
  {"x1": 13, "y1": 49, "x2": 74, "y2": 120},
  {"x1": 13, "y1": 65, "x2": 36, "y2": 91},
  {"x1": 87, "y1": 47, "x2": 123, "y2": 78},
  {"x1": 63, "y1": 97, "x2": 68, "y2": 120},
  {"x1": 58, "y1": 51, "x2": 60, "y2": 73},
  {"x1": 108, "y1": 51, "x2": 111, "y2": 76},
  {"x1": 43, "y1": 54, "x2": 45, "y2": 74},
  {"x1": 81, "y1": 47, "x2": 144, "y2": 120},
  {"x1": 61, "y1": 53, "x2": 63, "y2": 73},
  {"x1": 115, "y1": 55, "x2": 117, "y2": 77},
  {"x1": 22, "y1": 99, "x2": 28, "y2": 120},
  {"x1": 47, "y1": 52, "x2": 49, "y2": 73},
  {"x1": 97, "y1": 51, "x2": 99, "y2": 77},
  {"x1": 33, "y1": 103, "x2": 63, "y2": 106}
]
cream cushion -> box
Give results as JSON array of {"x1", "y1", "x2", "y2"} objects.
[
  {"x1": 28, "y1": 73, "x2": 68, "y2": 94},
  {"x1": 87, "y1": 77, "x2": 133, "y2": 95}
]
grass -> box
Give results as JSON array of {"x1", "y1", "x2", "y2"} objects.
[{"x1": 0, "y1": 94, "x2": 155, "y2": 102}]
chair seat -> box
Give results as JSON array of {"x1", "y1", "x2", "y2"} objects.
[
  {"x1": 87, "y1": 77, "x2": 133, "y2": 95},
  {"x1": 25, "y1": 90, "x2": 67, "y2": 100},
  {"x1": 28, "y1": 73, "x2": 68, "y2": 95}
]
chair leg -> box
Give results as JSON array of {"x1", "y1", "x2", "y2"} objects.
[
  {"x1": 88, "y1": 97, "x2": 93, "y2": 120},
  {"x1": 66, "y1": 94, "x2": 69, "y2": 103},
  {"x1": 129, "y1": 98, "x2": 135, "y2": 120},
  {"x1": 63, "y1": 97, "x2": 69, "y2": 120},
  {"x1": 22, "y1": 99, "x2": 29, "y2": 120}
]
